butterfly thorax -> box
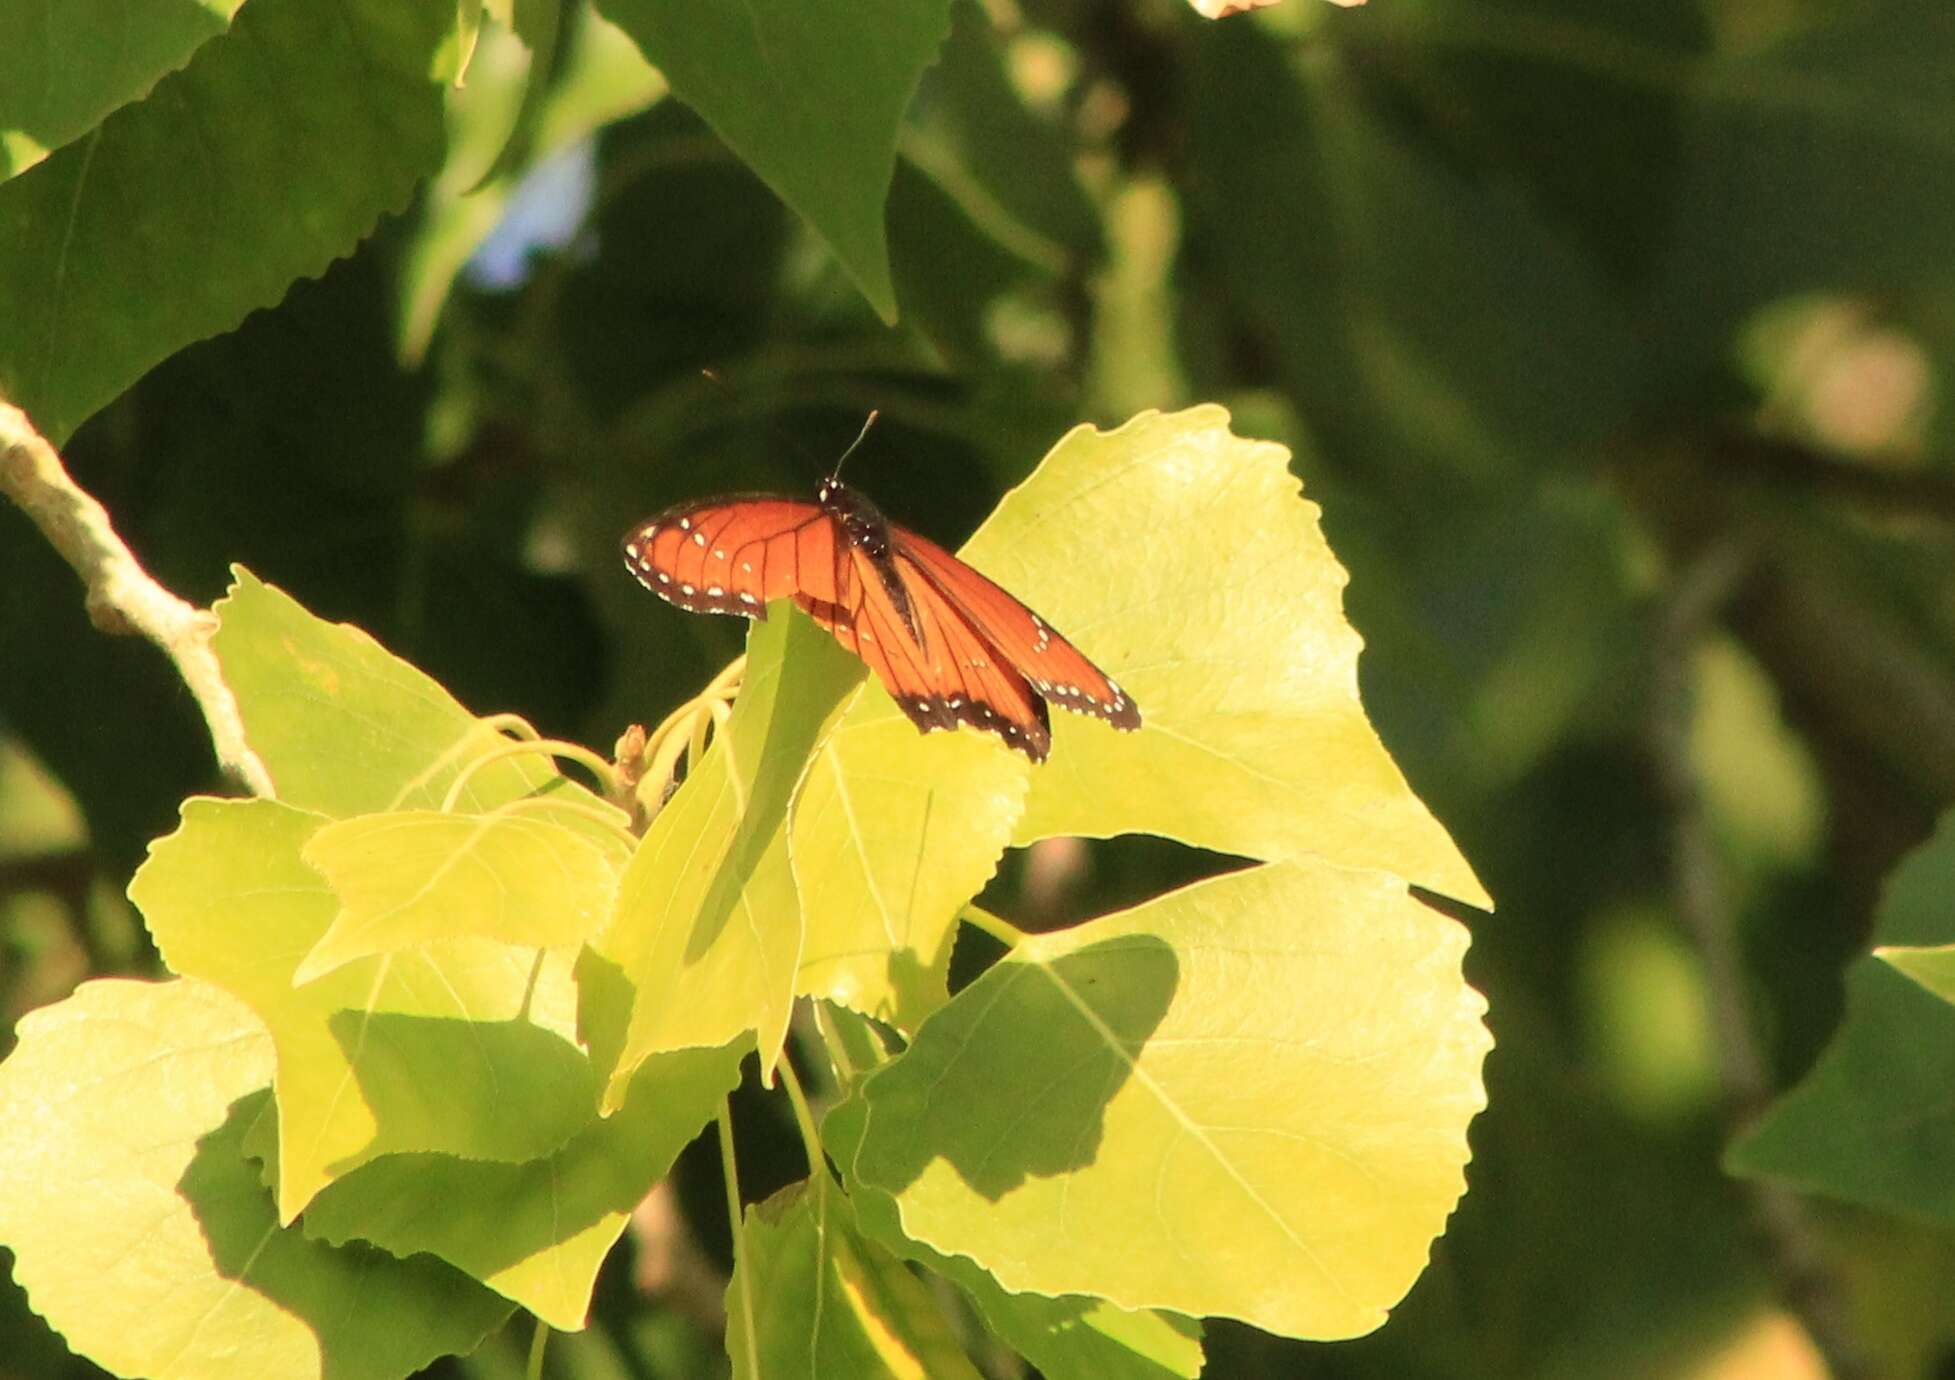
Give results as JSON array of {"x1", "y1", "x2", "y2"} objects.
[
  {"x1": 817, "y1": 478, "x2": 919, "y2": 641},
  {"x1": 816, "y1": 478, "x2": 893, "y2": 558}
]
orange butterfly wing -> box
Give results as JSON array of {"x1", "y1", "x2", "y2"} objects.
[{"x1": 623, "y1": 490, "x2": 1138, "y2": 762}]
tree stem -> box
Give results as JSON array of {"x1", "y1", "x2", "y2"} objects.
[{"x1": 0, "y1": 403, "x2": 274, "y2": 798}]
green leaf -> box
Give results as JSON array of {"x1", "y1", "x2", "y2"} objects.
[
  {"x1": 468, "y1": 0, "x2": 566, "y2": 184},
  {"x1": 724, "y1": 1177, "x2": 983, "y2": 1380},
  {"x1": 902, "y1": 0, "x2": 1101, "y2": 271},
  {"x1": 592, "y1": 0, "x2": 954, "y2": 321},
  {"x1": 853, "y1": 859, "x2": 1491, "y2": 1341},
  {"x1": 401, "y1": 11, "x2": 665, "y2": 361},
  {"x1": 592, "y1": 605, "x2": 860, "y2": 1106},
  {"x1": 133, "y1": 798, "x2": 599, "y2": 1219},
  {"x1": 0, "y1": 0, "x2": 448, "y2": 444},
  {"x1": 791, "y1": 688, "x2": 1028, "y2": 1031},
  {"x1": 1729, "y1": 809, "x2": 1955, "y2": 1221},
  {"x1": 0, "y1": 0, "x2": 245, "y2": 180},
  {"x1": 213, "y1": 567, "x2": 604, "y2": 819},
  {"x1": 284, "y1": 1040, "x2": 744, "y2": 1328},
  {"x1": 960, "y1": 406, "x2": 1489, "y2": 910},
  {"x1": 0, "y1": 978, "x2": 511, "y2": 1380},
  {"x1": 294, "y1": 807, "x2": 630, "y2": 982},
  {"x1": 824, "y1": 1095, "x2": 1204, "y2": 1380},
  {"x1": 440, "y1": 0, "x2": 488, "y2": 86}
]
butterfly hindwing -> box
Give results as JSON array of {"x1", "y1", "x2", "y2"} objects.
[{"x1": 893, "y1": 529, "x2": 1140, "y2": 731}]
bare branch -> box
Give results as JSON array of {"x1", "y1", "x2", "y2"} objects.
[
  {"x1": 0, "y1": 402, "x2": 274, "y2": 798},
  {"x1": 1647, "y1": 538, "x2": 1877, "y2": 1380}
]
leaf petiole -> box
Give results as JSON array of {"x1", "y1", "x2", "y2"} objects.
[{"x1": 961, "y1": 902, "x2": 1029, "y2": 949}]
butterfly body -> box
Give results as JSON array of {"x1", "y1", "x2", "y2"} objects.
[{"x1": 622, "y1": 480, "x2": 1139, "y2": 762}]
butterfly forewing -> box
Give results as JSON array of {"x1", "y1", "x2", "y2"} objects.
[{"x1": 622, "y1": 497, "x2": 837, "y2": 615}]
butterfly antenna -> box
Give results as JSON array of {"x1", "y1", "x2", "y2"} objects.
[
  {"x1": 698, "y1": 368, "x2": 877, "y2": 482},
  {"x1": 830, "y1": 409, "x2": 880, "y2": 481}
]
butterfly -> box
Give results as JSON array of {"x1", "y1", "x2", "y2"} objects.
[{"x1": 621, "y1": 476, "x2": 1140, "y2": 762}]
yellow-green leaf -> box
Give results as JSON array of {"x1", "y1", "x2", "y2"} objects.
[
  {"x1": 824, "y1": 1093, "x2": 1204, "y2": 1380},
  {"x1": 791, "y1": 690, "x2": 1028, "y2": 1031},
  {"x1": 1874, "y1": 943, "x2": 1955, "y2": 1006},
  {"x1": 958, "y1": 406, "x2": 1489, "y2": 910},
  {"x1": 281, "y1": 1040, "x2": 745, "y2": 1328},
  {"x1": 593, "y1": 606, "x2": 860, "y2": 1106},
  {"x1": 0, "y1": 979, "x2": 510, "y2": 1380},
  {"x1": 725, "y1": 1177, "x2": 982, "y2": 1380},
  {"x1": 133, "y1": 798, "x2": 597, "y2": 1220},
  {"x1": 854, "y1": 859, "x2": 1491, "y2": 1340},
  {"x1": 294, "y1": 807, "x2": 629, "y2": 982},
  {"x1": 213, "y1": 566, "x2": 601, "y2": 819}
]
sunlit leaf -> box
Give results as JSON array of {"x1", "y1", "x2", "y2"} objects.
[
  {"x1": 854, "y1": 859, "x2": 1490, "y2": 1340},
  {"x1": 791, "y1": 690, "x2": 1028, "y2": 1031},
  {"x1": 959, "y1": 406, "x2": 1489, "y2": 909},
  {"x1": 294, "y1": 807, "x2": 630, "y2": 982},
  {"x1": 0, "y1": 978, "x2": 511, "y2": 1380},
  {"x1": 439, "y1": 0, "x2": 488, "y2": 86},
  {"x1": 0, "y1": 0, "x2": 245, "y2": 181},
  {"x1": 133, "y1": 798, "x2": 597, "y2": 1220},
  {"x1": 213, "y1": 567, "x2": 606, "y2": 819},
  {"x1": 1874, "y1": 944, "x2": 1955, "y2": 1007},
  {"x1": 724, "y1": 1177, "x2": 983, "y2": 1380},
  {"x1": 285, "y1": 1040, "x2": 744, "y2": 1328},
  {"x1": 592, "y1": 0, "x2": 954, "y2": 321},
  {"x1": 1729, "y1": 810, "x2": 1955, "y2": 1221},
  {"x1": 0, "y1": 0, "x2": 448, "y2": 443},
  {"x1": 592, "y1": 606, "x2": 860, "y2": 1106},
  {"x1": 825, "y1": 1095, "x2": 1204, "y2": 1379}
]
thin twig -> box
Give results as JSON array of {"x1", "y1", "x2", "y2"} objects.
[
  {"x1": 0, "y1": 403, "x2": 273, "y2": 798},
  {"x1": 1647, "y1": 538, "x2": 1876, "y2": 1380}
]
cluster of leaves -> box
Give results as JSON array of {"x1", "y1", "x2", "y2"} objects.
[
  {"x1": 0, "y1": 409, "x2": 1490, "y2": 1378},
  {"x1": 6, "y1": 0, "x2": 1955, "y2": 1374}
]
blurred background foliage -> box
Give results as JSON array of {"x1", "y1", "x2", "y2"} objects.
[{"x1": 4, "y1": 0, "x2": 1955, "y2": 1375}]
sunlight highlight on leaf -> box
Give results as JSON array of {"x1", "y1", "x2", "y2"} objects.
[
  {"x1": 958, "y1": 406, "x2": 1490, "y2": 910},
  {"x1": 0, "y1": 978, "x2": 511, "y2": 1379},
  {"x1": 825, "y1": 1095, "x2": 1205, "y2": 1379},
  {"x1": 294, "y1": 807, "x2": 629, "y2": 982},
  {"x1": 791, "y1": 689, "x2": 1028, "y2": 1031},
  {"x1": 854, "y1": 859, "x2": 1490, "y2": 1340},
  {"x1": 134, "y1": 798, "x2": 597, "y2": 1220},
  {"x1": 284, "y1": 1040, "x2": 744, "y2": 1328},
  {"x1": 214, "y1": 568, "x2": 600, "y2": 817},
  {"x1": 592, "y1": 606, "x2": 860, "y2": 1106}
]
